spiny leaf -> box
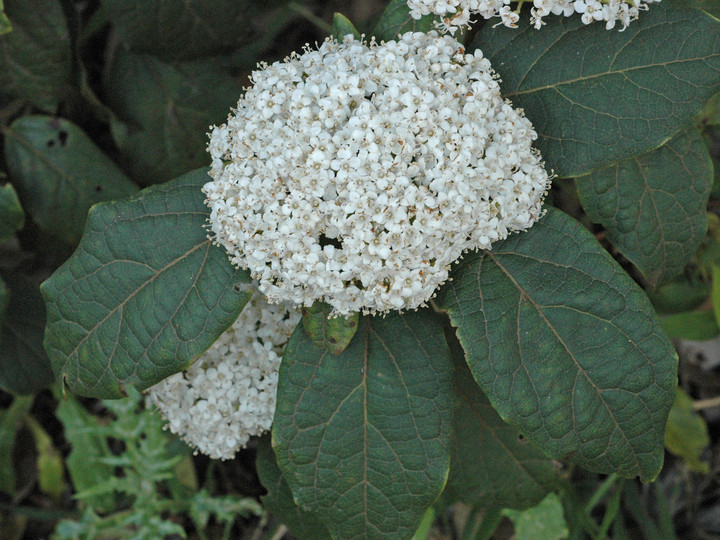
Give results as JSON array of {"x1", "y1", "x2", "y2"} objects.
[
  {"x1": 41, "y1": 168, "x2": 251, "y2": 398},
  {"x1": 437, "y1": 207, "x2": 677, "y2": 481}
]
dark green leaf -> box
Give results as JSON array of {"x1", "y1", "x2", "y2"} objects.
[
  {"x1": 372, "y1": 0, "x2": 436, "y2": 42},
  {"x1": 105, "y1": 49, "x2": 244, "y2": 185},
  {"x1": 55, "y1": 395, "x2": 116, "y2": 512},
  {"x1": 661, "y1": 310, "x2": 718, "y2": 341},
  {"x1": 675, "y1": 0, "x2": 720, "y2": 19},
  {"x1": 332, "y1": 12, "x2": 362, "y2": 41},
  {"x1": 0, "y1": 183, "x2": 23, "y2": 241},
  {"x1": 0, "y1": 395, "x2": 32, "y2": 495},
  {"x1": 4, "y1": 116, "x2": 139, "y2": 244},
  {"x1": 665, "y1": 387, "x2": 710, "y2": 472},
  {"x1": 301, "y1": 302, "x2": 359, "y2": 355},
  {"x1": 576, "y1": 128, "x2": 712, "y2": 287},
  {"x1": 648, "y1": 277, "x2": 710, "y2": 314},
  {"x1": 41, "y1": 168, "x2": 251, "y2": 399},
  {"x1": 436, "y1": 207, "x2": 677, "y2": 481},
  {"x1": 0, "y1": 276, "x2": 7, "y2": 322},
  {"x1": 476, "y1": 4, "x2": 720, "y2": 178},
  {"x1": 103, "y1": 0, "x2": 262, "y2": 61},
  {"x1": 256, "y1": 436, "x2": 332, "y2": 540},
  {"x1": 273, "y1": 310, "x2": 453, "y2": 539},
  {"x1": 0, "y1": 0, "x2": 71, "y2": 112},
  {"x1": 0, "y1": 273, "x2": 54, "y2": 395},
  {"x1": 445, "y1": 337, "x2": 560, "y2": 510}
]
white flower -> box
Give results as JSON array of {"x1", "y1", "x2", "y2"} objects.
[
  {"x1": 145, "y1": 293, "x2": 300, "y2": 460},
  {"x1": 204, "y1": 32, "x2": 550, "y2": 315},
  {"x1": 408, "y1": 0, "x2": 660, "y2": 31}
]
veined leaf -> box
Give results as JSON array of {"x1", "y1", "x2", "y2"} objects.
[
  {"x1": 445, "y1": 337, "x2": 561, "y2": 510},
  {"x1": 576, "y1": 128, "x2": 712, "y2": 287},
  {"x1": 475, "y1": 4, "x2": 720, "y2": 178},
  {"x1": 4, "y1": 116, "x2": 138, "y2": 244},
  {"x1": 41, "y1": 168, "x2": 251, "y2": 398},
  {"x1": 273, "y1": 310, "x2": 453, "y2": 539},
  {"x1": 0, "y1": 0, "x2": 70, "y2": 111},
  {"x1": 437, "y1": 207, "x2": 677, "y2": 481},
  {"x1": 256, "y1": 436, "x2": 332, "y2": 540}
]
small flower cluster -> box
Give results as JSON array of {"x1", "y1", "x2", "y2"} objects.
[
  {"x1": 145, "y1": 293, "x2": 300, "y2": 460},
  {"x1": 205, "y1": 31, "x2": 549, "y2": 315},
  {"x1": 407, "y1": 0, "x2": 661, "y2": 31}
]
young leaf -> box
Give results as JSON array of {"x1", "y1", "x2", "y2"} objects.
[
  {"x1": 445, "y1": 339, "x2": 561, "y2": 510},
  {"x1": 475, "y1": 4, "x2": 720, "y2": 178},
  {"x1": 256, "y1": 436, "x2": 332, "y2": 540},
  {"x1": 372, "y1": 0, "x2": 436, "y2": 42},
  {"x1": 0, "y1": 0, "x2": 71, "y2": 112},
  {"x1": 25, "y1": 416, "x2": 65, "y2": 504},
  {"x1": 436, "y1": 207, "x2": 677, "y2": 482},
  {"x1": 0, "y1": 0, "x2": 10, "y2": 35},
  {"x1": 661, "y1": 310, "x2": 719, "y2": 341},
  {"x1": 0, "y1": 183, "x2": 23, "y2": 241},
  {"x1": 41, "y1": 168, "x2": 252, "y2": 399},
  {"x1": 301, "y1": 302, "x2": 359, "y2": 355},
  {"x1": 0, "y1": 273, "x2": 54, "y2": 395},
  {"x1": 576, "y1": 128, "x2": 713, "y2": 287},
  {"x1": 104, "y1": 49, "x2": 244, "y2": 185},
  {"x1": 332, "y1": 12, "x2": 362, "y2": 41},
  {"x1": 665, "y1": 387, "x2": 710, "y2": 472},
  {"x1": 272, "y1": 310, "x2": 454, "y2": 539},
  {"x1": 502, "y1": 493, "x2": 569, "y2": 540},
  {"x1": 4, "y1": 116, "x2": 139, "y2": 244},
  {"x1": 102, "y1": 0, "x2": 262, "y2": 61}
]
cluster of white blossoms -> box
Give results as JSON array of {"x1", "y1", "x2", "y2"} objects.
[
  {"x1": 145, "y1": 294, "x2": 300, "y2": 460},
  {"x1": 407, "y1": 0, "x2": 661, "y2": 31},
  {"x1": 205, "y1": 31, "x2": 549, "y2": 315}
]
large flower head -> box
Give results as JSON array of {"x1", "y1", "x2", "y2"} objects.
[
  {"x1": 146, "y1": 293, "x2": 300, "y2": 460},
  {"x1": 204, "y1": 32, "x2": 549, "y2": 315}
]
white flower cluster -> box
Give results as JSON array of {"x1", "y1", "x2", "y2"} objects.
[
  {"x1": 408, "y1": 0, "x2": 661, "y2": 31},
  {"x1": 145, "y1": 293, "x2": 300, "y2": 460},
  {"x1": 205, "y1": 31, "x2": 549, "y2": 315}
]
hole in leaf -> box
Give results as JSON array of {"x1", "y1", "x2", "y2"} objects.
[
  {"x1": 47, "y1": 139, "x2": 55, "y2": 148},
  {"x1": 94, "y1": 185, "x2": 103, "y2": 193},
  {"x1": 58, "y1": 130, "x2": 68, "y2": 146}
]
